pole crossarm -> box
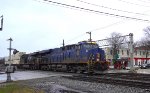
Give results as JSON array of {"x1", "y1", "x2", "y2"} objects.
[{"x1": 86, "y1": 32, "x2": 92, "y2": 41}]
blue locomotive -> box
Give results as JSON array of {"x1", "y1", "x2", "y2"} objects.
[{"x1": 20, "y1": 41, "x2": 109, "y2": 73}]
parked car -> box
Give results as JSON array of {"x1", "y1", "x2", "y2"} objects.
[{"x1": 141, "y1": 64, "x2": 150, "y2": 69}]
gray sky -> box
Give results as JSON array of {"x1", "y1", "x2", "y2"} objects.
[{"x1": 0, "y1": 0, "x2": 150, "y2": 57}]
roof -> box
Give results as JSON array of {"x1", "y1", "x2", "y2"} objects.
[
  {"x1": 30, "y1": 52, "x2": 39, "y2": 56},
  {"x1": 78, "y1": 41, "x2": 97, "y2": 44},
  {"x1": 38, "y1": 49, "x2": 52, "y2": 54},
  {"x1": 135, "y1": 46, "x2": 150, "y2": 50}
]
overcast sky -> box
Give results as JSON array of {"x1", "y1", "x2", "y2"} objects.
[{"x1": 0, "y1": 0, "x2": 150, "y2": 57}]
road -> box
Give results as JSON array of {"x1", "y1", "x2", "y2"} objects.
[{"x1": 0, "y1": 70, "x2": 74, "y2": 83}]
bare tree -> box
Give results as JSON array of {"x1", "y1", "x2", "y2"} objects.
[
  {"x1": 138, "y1": 26, "x2": 150, "y2": 63},
  {"x1": 107, "y1": 32, "x2": 125, "y2": 60},
  {"x1": 143, "y1": 26, "x2": 150, "y2": 39},
  {"x1": 138, "y1": 38, "x2": 150, "y2": 63}
]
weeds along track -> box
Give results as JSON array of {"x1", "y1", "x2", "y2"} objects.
[{"x1": 63, "y1": 73, "x2": 150, "y2": 89}]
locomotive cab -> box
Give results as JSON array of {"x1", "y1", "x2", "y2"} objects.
[{"x1": 78, "y1": 41, "x2": 108, "y2": 71}]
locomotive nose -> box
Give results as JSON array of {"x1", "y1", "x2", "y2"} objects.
[{"x1": 88, "y1": 48, "x2": 100, "y2": 61}]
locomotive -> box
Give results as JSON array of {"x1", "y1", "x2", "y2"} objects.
[{"x1": 9, "y1": 41, "x2": 109, "y2": 73}]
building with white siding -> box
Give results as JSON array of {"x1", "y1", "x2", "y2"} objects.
[{"x1": 104, "y1": 47, "x2": 150, "y2": 67}]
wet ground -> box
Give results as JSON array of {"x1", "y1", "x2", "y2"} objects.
[
  {"x1": 0, "y1": 71, "x2": 85, "y2": 93},
  {"x1": 0, "y1": 70, "x2": 74, "y2": 83},
  {"x1": 0, "y1": 68, "x2": 150, "y2": 83}
]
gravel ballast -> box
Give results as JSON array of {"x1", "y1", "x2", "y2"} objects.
[{"x1": 11, "y1": 75, "x2": 150, "y2": 93}]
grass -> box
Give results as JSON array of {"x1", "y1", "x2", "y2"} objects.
[{"x1": 0, "y1": 83, "x2": 44, "y2": 93}]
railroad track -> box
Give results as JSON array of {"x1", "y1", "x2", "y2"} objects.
[
  {"x1": 63, "y1": 73, "x2": 150, "y2": 89},
  {"x1": 94, "y1": 73, "x2": 150, "y2": 81}
]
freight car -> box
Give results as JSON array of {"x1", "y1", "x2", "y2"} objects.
[{"x1": 19, "y1": 41, "x2": 109, "y2": 73}]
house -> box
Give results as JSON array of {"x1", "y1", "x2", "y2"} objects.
[{"x1": 104, "y1": 47, "x2": 150, "y2": 67}]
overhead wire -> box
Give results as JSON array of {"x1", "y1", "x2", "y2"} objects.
[
  {"x1": 136, "y1": 0, "x2": 150, "y2": 3},
  {"x1": 76, "y1": 0, "x2": 150, "y2": 16},
  {"x1": 34, "y1": 0, "x2": 150, "y2": 46},
  {"x1": 65, "y1": 33, "x2": 86, "y2": 45},
  {"x1": 42, "y1": 0, "x2": 150, "y2": 22},
  {"x1": 34, "y1": 0, "x2": 88, "y2": 46},
  {"x1": 74, "y1": 0, "x2": 150, "y2": 33},
  {"x1": 118, "y1": 0, "x2": 150, "y2": 7}
]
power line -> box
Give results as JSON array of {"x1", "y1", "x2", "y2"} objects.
[
  {"x1": 65, "y1": 33, "x2": 86, "y2": 44},
  {"x1": 88, "y1": 21, "x2": 123, "y2": 33},
  {"x1": 69, "y1": 9, "x2": 150, "y2": 42},
  {"x1": 118, "y1": 0, "x2": 150, "y2": 7},
  {"x1": 42, "y1": 0, "x2": 150, "y2": 22},
  {"x1": 67, "y1": 9, "x2": 150, "y2": 43},
  {"x1": 34, "y1": 0, "x2": 150, "y2": 46},
  {"x1": 91, "y1": 8, "x2": 150, "y2": 33},
  {"x1": 136, "y1": 0, "x2": 150, "y2": 3},
  {"x1": 76, "y1": 0, "x2": 150, "y2": 16}
]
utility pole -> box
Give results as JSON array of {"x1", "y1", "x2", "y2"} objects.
[
  {"x1": 8, "y1": 38, "x2": 13, "y2": 67},
  {"x1": 6, "y1": 37, "x2": 13, "y2": 82},
  {"x1": 63, "y1": 39, "x2": 65, "y2": 47},
  {"x1": 86, "y1": 32, "x2": 92, "y2": 42},
  {"x1": 86, "y1": 32, "x2": 94, "y2": 74},
  {"x1": 129, "y1": 33, "x2": 134, "y2": 69}
]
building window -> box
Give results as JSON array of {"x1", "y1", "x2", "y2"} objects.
[
  {"x1": 122, "y1": 50, "x2": 124, "y2": 55},
  {"x1": 143, "y1": 51, "x2": 145, "y2": 55},
  {"x1": 148, "y1": 52, "x2": 149, "y2": 56},
  {"x1": 127, "y1": 50, "x2": 129, "y2": 55},
  {"x1": 135, "y1": 51, "x2": 137, "y2": 56}
]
